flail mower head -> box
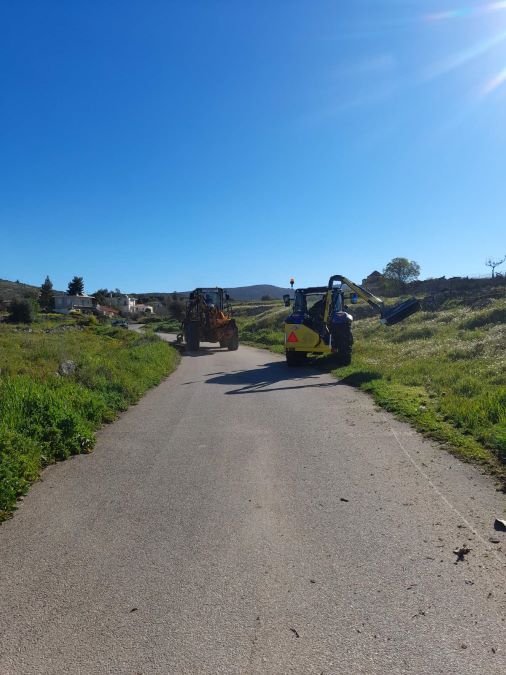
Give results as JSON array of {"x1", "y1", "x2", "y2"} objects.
[{"x1": 380, "y1": 297, "x2": 421, "y2": 326}]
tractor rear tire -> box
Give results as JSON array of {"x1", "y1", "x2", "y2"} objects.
[
  {"x1": 286, "y1": 351, "x2": 308, "y2": 367},
  {"x1": 336, "y1": 349, "x2": 352, "y2": 367},
  {"x1": 227, "y1": 325, "x2": 239, "y2": 351},
  {"x1": 186, "y1": 322, "x2": 200, "y2": 351},
  {"x1": 332, "y1": 326, "x2": 353, "y2": 366}
]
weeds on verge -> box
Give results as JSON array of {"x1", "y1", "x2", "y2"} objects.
[{"x1": 0, "y1": 324, "x2": 179, "y2": 520}]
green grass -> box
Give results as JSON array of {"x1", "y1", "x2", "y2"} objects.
[
  {"x1": 152, "y1": 319, "x2": 182, "y2": 333},
  {"x1": 0, "y1": 320, "x2": 179, "y2": 520},
  {"x1": 237, "y1": 296, "x2": 506, "y2": 472},
  {"x1": 137, "y1": 317, "x2": 182, "y2": 333},
  {"x1": 334, "y1": 300, "x2": 506, "y2": 468},
  {"x1": 236, "y1": 303, "x2": 289, "y2": 354}
]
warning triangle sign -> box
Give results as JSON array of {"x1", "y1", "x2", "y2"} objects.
[{"x1": 287, "y1": 331, "x2": 298, "y2": 343}]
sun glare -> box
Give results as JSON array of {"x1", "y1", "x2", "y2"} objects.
[
  {"x1": 424, "y1": 3, "x2": 506, "y2": 96},
  {"x1": 482, "y1": 64, "x2": 506, "y2": 92},
  {"x1": 426, "y1": 2, "x2": 506, "y2": 22}
]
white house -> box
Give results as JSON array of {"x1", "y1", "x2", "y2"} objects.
[
  {"x1": 136, "y1": 303, "x2": 154, "y2": 315},
  {"x1": 151, "y1": 300, "x2": 165, "y2": 313},
  {"x1": 54, "y1": 295, "x2": 95, "y2": 314},
  {"x1": 108, "y1": 294, "x2": 137, "y2": 314}
]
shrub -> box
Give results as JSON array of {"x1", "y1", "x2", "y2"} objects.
[{"x1": 8, "y1": 299, "x2": 37, "y2": 323}]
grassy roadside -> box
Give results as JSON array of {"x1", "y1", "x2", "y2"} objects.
[
  {"x1": 0, "y1": 320, "x2": 179, "y2": 520},
  {"x1": 142, "y1": 318, "x2": 181, "y2": 333},
  {"x1": 333, "y1": 301, "x2": 506, "y2": 472},
  {"x1": 235, "y1": 302, "x2": 287, "y2": 354},
  {"x1": 237, "y1": 298, "x2": 506, "y2": 474}
]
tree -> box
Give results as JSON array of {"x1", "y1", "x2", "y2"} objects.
[
  {"x1": 9, "y1": 298, "x2": 37, "y2": 323},
  {"x1": 168, "y1": 299, "x2": 185, "y2": 321},
  {"x1": 261, "y1": 294, "x2": 272, "y2": 301},
  {"x1": 39, "y1": 275, "x2": 54, "y2": 311},
  {"x1": 67, "y1": 276, "x2": 84, "y2": 295},
  {"x1": 485, "y1": 255, "x2": 505, "y2": 278},
  {"x1": 383, "y1": 258, "x2": 420, "y2": 289},
  {"x1": 93, "y1": 288, "x2": 111, "y2": 305}
]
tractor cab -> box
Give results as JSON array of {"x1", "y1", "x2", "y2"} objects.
[
  {"x1": 191, "y1": 288, "x2": 230, "y2": 312},
  {"x1": 285, "y1": 286, "x2": 348, "y2": 331}
]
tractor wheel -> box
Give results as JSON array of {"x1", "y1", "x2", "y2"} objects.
[
  {"x1": 332, "y1": 326, "x2": 353, "y2": 366},
  {"x1": 336, "y1": 347, "x2": 352, "y2": 366},
  {"x1": 286, "y1": 351, "x2": 307, "y2": 367},
  {"x1": 227, "y1": 325, "x2": 239, "y2": 351},
  {"x1": 186, "y1": 322, "x2": 200, "y2": 351}
]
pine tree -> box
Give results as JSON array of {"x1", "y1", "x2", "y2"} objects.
[
  {"x1": 67, "y1": 276, "x2": 84, "y2": 295},
  {"x1": 39, "y1": 275, "x2": 54, "y2": 311}
]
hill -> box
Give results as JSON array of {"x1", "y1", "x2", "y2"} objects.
[{"x1": 0, "y1": 279, "x2": 40, "y2": 304}]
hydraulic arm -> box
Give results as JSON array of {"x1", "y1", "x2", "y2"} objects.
[{"x1": 326, "y1": 275, "x2": 421, "y2": 326}]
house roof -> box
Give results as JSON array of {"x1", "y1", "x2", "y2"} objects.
[{"x1": 98, "y1": 305, "x2": 119, "y2": 314}]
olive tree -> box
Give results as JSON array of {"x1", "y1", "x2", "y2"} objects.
[{"x1": 383, "y1": 258, "x2": 420, "y2": 289}]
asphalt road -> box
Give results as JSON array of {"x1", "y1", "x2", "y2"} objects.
[{"x1": 0, "y1": 337, "x2": 505, "y2": 674}]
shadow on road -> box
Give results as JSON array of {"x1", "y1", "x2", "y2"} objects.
[
  {"x1": 183, "y1": 347, "x2": 220, "y2": 358},
  {"x1": 335, "y1": 371, "x2": 382, "y2": 387},
  {"x1": 205, "y1": 360, "x2": 338, "y2": 395}
]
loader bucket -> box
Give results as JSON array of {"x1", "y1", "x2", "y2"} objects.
[{"x1": 380, "y1": 297, "x2": 421, "y2": 326}]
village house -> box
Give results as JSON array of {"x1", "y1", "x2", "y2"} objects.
[
  {"x1": 54, "y1": 294, "x2": 96, "y2": 314},
  {"x1": 96, "y1": 305, "x2": 119, "y2": 318},
  {"x1": 107, "y1": 294, "x2": 137, "y2": 314},
  {"x1": 150, "y1": 300, "x2": 166, "y2": 314},
  {"x1": 135, "y1": 303, "x2": 154, "y2": 315}
]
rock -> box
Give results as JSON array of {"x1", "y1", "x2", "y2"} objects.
[
  {"x1": 494, "y1": 518, "x2": 506, "y2": 531},
  {"x1": 59, "y1": 360, "x2": 77, "y2": 376},
  {"x1": 453, "y1": 546, "x2": 471, "y2": 563}
]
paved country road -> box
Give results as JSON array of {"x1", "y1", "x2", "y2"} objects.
[{"x1": 0, "y1": 338, "x2": 505, "y2": 674}]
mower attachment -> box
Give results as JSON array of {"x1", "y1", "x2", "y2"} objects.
[{"x1": 380, "y1": 297, "x2": 421, "y2": 326}]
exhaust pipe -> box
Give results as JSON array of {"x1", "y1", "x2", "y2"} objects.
[{"x1": 380, "y1": 297, "x2": 421, "y2": 326}]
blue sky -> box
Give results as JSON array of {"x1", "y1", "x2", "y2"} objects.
[{"x1": 1, "y1": 1, "x2": 505, "y2": 293}]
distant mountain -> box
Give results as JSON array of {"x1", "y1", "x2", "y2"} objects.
[
  {"x1": 132, "y1": 284, "x2": 291, "y2": 302},
  {"x1": 225, "y1": 285, "x2": 291, "y2": 301}
]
